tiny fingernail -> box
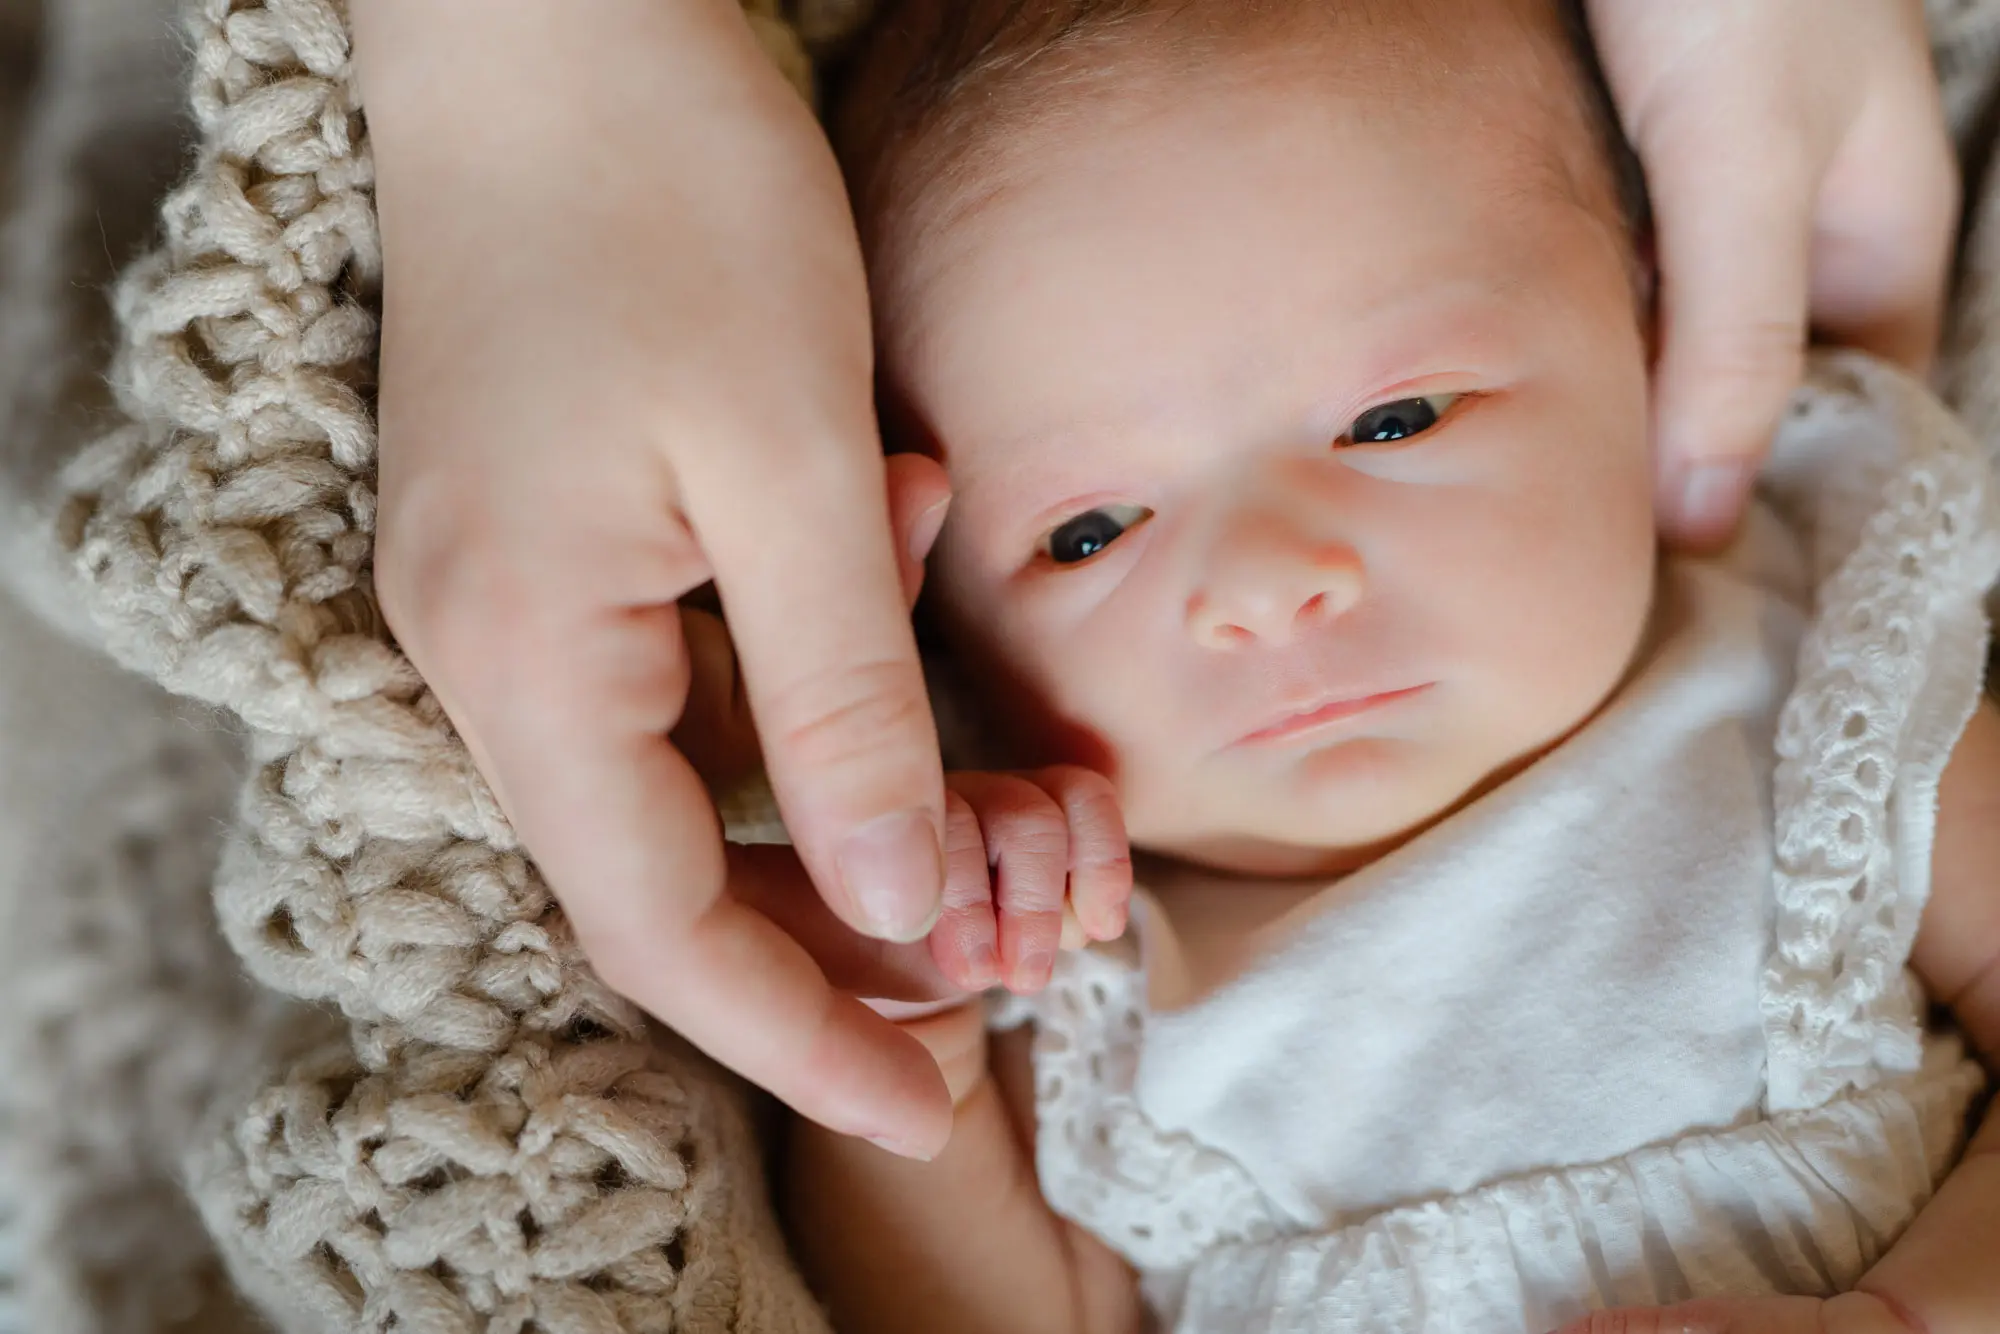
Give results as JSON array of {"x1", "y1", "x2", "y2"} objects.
[
  {"x1": 1011, "y1": 949, "x2": 1055, "y2": 995},
  {"x1": 967, "y1": 942, "x2": 1000, "y2": 988},
  {"x1": 1670, "y1": 461, "x2": 1752, "y2": 536},
  {"x1": 909, "y1": 496, "x2": 952, "y2": 562},
  {"x1": 838, "y1": 809, "x2": 945, "y2": 942}
]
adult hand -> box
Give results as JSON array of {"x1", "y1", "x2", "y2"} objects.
[
  {"x1": 1547, "y1": 1292, "x2": 1913, "y2": 1334},
  {"x1": 1587, "y1": 0, "x2": 1957, "y2": 548},
  {"x1": 357, "y1": 0, "x2": 955, "y2": 1158}
]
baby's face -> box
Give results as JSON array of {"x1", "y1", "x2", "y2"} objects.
[{"x1": 876, "y1": 23, "x2": 1658, "y2": 876}]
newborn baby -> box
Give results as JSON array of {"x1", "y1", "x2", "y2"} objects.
[{"x1": 770, "y1": 1, "x2": 2000, "y2": 1330}]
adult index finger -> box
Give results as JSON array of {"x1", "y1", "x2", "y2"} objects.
[
  {"x1": 691, "y1": 438, "x2": 949, "y2": 947},
  {"x1": 1639, "y1": 94, "x2": 1816, "y2": 552}
]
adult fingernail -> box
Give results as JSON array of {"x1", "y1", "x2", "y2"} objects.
[
  {"x1": 864, "y1": 1132, "x2": 937, "y2": 1162},
  {"x1": 1669, "y1": 461, "x2": 1753, "y2": 537},
  {"x1": 909, "y1": 496, "x2": 952, "y2": 562},
  {"x1": 839, "y1": 809, "x2": 944, "y2": 941}
]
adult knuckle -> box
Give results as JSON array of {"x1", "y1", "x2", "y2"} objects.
[
  {"x1": 1674, "y1": 316, "x2": 1805, "y2": 413},
  {"x1": 1705, "y1": 313, "x2": 1806, "y2": 371},
  {"x1": 376, "y1": 470, "x2": 488, "y2": 629},
  {"x1": 762, "y1": 656, "x2": 935, "y2": 775},
  {"x1": 378, "y1": 535, "x2": 520, "y2": 694},
  {"x1": 578, "y1": 926, "x2": 667, "y2": 1009}
]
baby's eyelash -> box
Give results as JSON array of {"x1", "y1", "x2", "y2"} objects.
[
  {"x1": 1337, "y1": 393, "x2": 1461, "y2": 446},
  {"x1": 1026, "y1": 395, "x2": 1465, "y2": 569},
  {"x1": 1040, "y1": 503, "x2": 1154, "y2": 566}
]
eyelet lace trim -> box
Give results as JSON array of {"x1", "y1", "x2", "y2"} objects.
[
  {"x1": 1757, "y1": 353, "x2": 2000, "y2": 1110},
  {"x1": 1030, "y1": 950, "x2": 1283, "y2": 1271}
]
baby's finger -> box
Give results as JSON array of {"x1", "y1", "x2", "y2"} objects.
[
  {"x1": 950, "y1": 773, "x2": 1070, "y2": 994},
  {"x1": 1031, "y1": 765, "x2": 1133, "y2": 942},
  {"x1": 928, "y1": 789, "x2": 1001, "y2": 992}
]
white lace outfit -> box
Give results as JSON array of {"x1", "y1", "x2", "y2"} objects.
[{"x1": 1005, "y1": 354, "x2": 2000, "y2": 1334}]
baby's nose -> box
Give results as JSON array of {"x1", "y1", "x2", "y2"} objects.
[{"x1": 1185, "y1": 531, "x2": 1364, "y2": 649}]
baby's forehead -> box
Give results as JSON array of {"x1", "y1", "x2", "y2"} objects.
[
  {"x1": 880, "y1": 62, "x2": 1616, "y2": 317},
  {"x1": 844, "y1": 0, "x2": 1625, "y2": 272}
]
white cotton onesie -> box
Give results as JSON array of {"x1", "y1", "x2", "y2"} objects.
[{"x1": 1007, "y1": 353, "x2": 2000, "y2": 1334}]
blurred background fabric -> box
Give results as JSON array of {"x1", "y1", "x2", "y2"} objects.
[{"x1": 0, "y1": 1, "x2": 273, "y2": 1328}]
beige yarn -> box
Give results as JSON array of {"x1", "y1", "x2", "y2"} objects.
[{"x1": 50, "y1": 1, "x2": 866, "y2": 1330}]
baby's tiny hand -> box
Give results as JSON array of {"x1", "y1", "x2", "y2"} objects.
[
  {"x1": 1548, "y1": 1292, "x2": 1916, "y2": 1334},
  {"x1": 933, "y1": 768, "x2": 1134, "y2": 995}
]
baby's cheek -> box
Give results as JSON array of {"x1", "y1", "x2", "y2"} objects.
[
  {"x1": 940, "y1": 618, "x2": 1126, "y2": 779},
  {"x1": 1002, "y1": 675, "x2": 1125, "y2": 781},
  {"x1": 1478, "y1": 520, "x2": 1653, "y2": 751}
]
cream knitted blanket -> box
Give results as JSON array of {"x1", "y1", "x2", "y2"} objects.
[{"x1": 0, "y1": 3, "x2": 1996, "y2": 1332}]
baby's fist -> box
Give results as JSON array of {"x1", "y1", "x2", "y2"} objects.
[{"x1": 931, "y1": 768, "x2": 1133, "y2": 995}]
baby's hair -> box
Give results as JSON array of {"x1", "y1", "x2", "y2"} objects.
[
  {"x1": 1552, "y1": 1, "x2": 1652, "y2": 239},
  {"x1": 834, "y1": 0, "x2": 1649, "y2": 259},
  {"x1": 832, "y1": 0, "x2": 1182, "y2": 242}
]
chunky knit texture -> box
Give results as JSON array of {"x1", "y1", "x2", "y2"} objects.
[{"x1": 0, "y1": 1, "x2": 1998, "y2": 1332}]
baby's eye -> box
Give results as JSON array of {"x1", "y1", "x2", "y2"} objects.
[
  {"x1": 1340, "y1": 394, "x2": 1459, "y2": 445},
  {"x1": 1042, "y1": 503, "x2": 1153, "y2": 565}
]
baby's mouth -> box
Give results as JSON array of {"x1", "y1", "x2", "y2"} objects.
[{"x1": 1232, "y1": 683, "x2": 1432, "y2": 748}]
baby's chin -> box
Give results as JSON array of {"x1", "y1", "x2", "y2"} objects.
[
  {"x1": 1118, "y1": 735, "x2": 1496, "y2": 879},
  {"x1": 1120, "y1": 695, "x2": 1616, "y2": 880}
]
